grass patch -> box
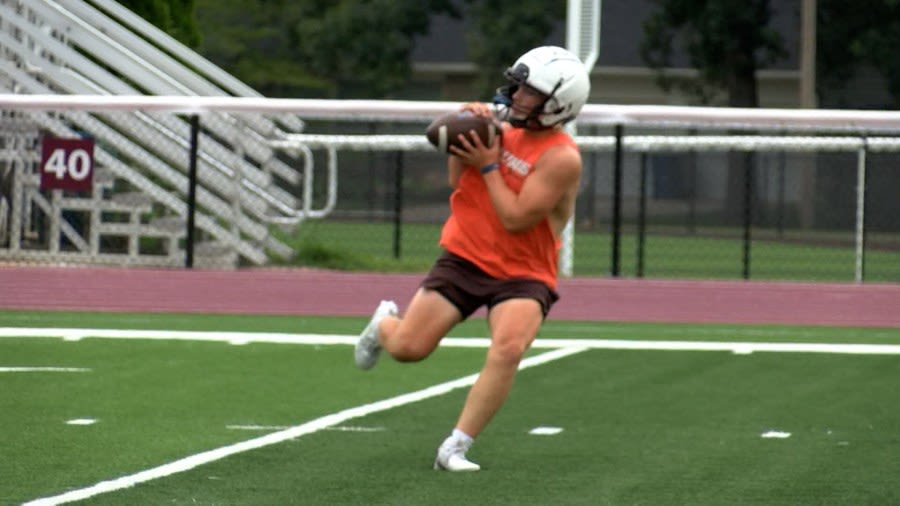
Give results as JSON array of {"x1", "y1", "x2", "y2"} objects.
[{"x1": 269, "y1": 220, "x2": 900, "y2": 282}]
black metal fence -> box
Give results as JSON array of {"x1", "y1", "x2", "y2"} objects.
[{"x1": 302, "y1": 123, "x2": 900, "y2": 282}]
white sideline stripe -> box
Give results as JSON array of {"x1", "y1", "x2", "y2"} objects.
[
  {"x1": 0, "y1": 367, "x2": 90, "y2": 373},
  {"x1": 23, "y1": 346, "x2": 587, "y2": 506},
  {"x1": 0, "y1": 327, "x2": 357, "y2": 345},
  {"x1": 2, "y1": 327, "x2": 900, "y2": 355},
  {"x1": 537, "y1": 338, "x2": 900, "y2": 355}
]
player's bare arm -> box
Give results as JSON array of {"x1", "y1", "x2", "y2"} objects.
[
  {"x1": 451, "y1": 127, "x2": 581, "y2": 234},
  {"x1": 448, "y1": 155, "x2": 464, "y2": 188},
  {"x1": 483, "y1": 145, "x2": 581, "y2": 234}
]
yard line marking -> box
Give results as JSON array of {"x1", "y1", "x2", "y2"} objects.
[
  {"x1": 325, "y1": 426, "x2": 386, "y2": 433},
  {"x1": 226, "y1": 425, "x2": 386, "y2": 432},
  {"x1": 2, "y1": 327, "x2": 900, "y2": 355},
  {"x1": 22, "y1": 345, "x2": 587, "y2": 506},
  {"x1": 529, "y1": 426, "x2": 564, "y2": 435},
  {"x1": 225, "y1": 425, "x2": 292, "y2": 431},
  {"x1": 0, "y1": 367, "x2": 90, "y2": 373}
]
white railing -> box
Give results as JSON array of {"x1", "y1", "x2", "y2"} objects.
[{"x1": 4, "y1": 94, "x2": 900, "y2": 132}]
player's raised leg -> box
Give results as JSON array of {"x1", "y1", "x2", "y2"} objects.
[
  {"x1": 354, "y1": 300, "x2": 398, "y2": 370},
  {"x1": 355, "y1": 288, "x2": 461, "y2": 370}
]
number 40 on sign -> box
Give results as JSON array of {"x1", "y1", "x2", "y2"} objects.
[{"x1": 40, "y1": 135, "x2": 94, "y2": 192}]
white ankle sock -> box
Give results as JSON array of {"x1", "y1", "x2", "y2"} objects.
[{"x1": 451, "y1": 428, "x2": 474, "y2": 448}]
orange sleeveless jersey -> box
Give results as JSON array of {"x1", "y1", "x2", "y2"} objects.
[{"x1": 439, "y1": 127, "x2": 578, "y2": 290}]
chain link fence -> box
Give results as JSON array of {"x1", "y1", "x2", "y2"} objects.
[
  {"x1": 2, "y1": 100, "x2": 898, "y2": 282},
  {"x1": 278, "y1": 121, "x2": 900, "y2": 282}
]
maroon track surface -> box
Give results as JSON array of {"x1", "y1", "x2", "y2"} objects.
[{"x1": 1, "y1": 265, "x2": 897, "y2": 327}]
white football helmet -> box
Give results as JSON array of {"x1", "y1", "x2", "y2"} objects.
[{"x1": 494, "y1": 46, "x2": 591, "y2": 130}]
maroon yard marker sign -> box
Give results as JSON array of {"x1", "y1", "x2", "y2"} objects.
[{"x1": 40, "y1": 135, "x2": 94, "y2": 192}]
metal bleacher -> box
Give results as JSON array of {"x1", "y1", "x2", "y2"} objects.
[{"x1": 0, "y1": 0, "x2": 308, "y2": 267}]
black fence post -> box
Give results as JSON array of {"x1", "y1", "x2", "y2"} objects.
[
  {"x1": 611, "y1": 124, "x2": 624, "y2": 277},
  {"x1": 687, "y1": 129, "x2": 697, "y2": 234},
  {"x1": 776, "y1": 149, "x2": 786, "y2": 238},
  {"x1": 367, "y1": 122, "x2": 377, "y2": 220},
  {"x1": 637, "y1": 152, "x2": 648, "y2": 278},
  {"x1": 586, "y1": 125, "x2": 598, "y2": 228},
  {"x1": 393, "y1": 150, "x2": 403, "y2": 259},
  {"x1": 741, "y1": 152, "x2": 753, "y2": 279},
  {"x1": 185, "y1": 114, "x2": 199, "y2": 269}
]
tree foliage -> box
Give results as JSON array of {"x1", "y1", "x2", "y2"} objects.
[
  {"x1": 118, "y1": 0, "x2": 199, "y2": 47},
  {"x1": 193, "y1": 0, "x2": 562, "y2": 99},
  {"x1": 818, "y1": 0, "x2": 900, "y2": 107},
  {"x1": 290, "y1": 0, "x2": 562, "y2": 99},
  {"x1": 293, "y1": 0, "x2": 461, "y2": 98},
  {"x1": 195, "y1": 0, "x2": 332, "y2": 97},
  {"x1": 465, "y1": 0, "x2": 565, "y2": 100},
  {"x1": 640, "y1": 0, "x2": 787, "y2": 106}
]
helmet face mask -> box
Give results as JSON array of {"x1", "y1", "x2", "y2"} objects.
[{"x1": 493, "y1": 46, "x2": 591, "y2": 131}]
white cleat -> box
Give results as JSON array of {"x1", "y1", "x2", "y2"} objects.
[
  {"x1": 433, "y1": 438, "x2": 481, "y2": 472},
  {"x1": 354, "y1": 300, "x2": 398, "y2": 370}
]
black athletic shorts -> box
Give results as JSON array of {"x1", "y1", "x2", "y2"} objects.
[{"x1": 421, "y1": 250, "x2": 560, "y2": 320}]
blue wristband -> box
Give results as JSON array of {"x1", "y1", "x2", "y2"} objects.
[{"x1": 480, "y1": 163, "x2": 498, "y2": 174}]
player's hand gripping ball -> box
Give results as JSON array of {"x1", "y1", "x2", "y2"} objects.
[{"x1": 425, "y1": 111, "x2": 499, "y2": 153}]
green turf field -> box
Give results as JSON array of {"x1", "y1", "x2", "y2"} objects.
[{"x1": 2, "y1": 310, "x2": 899, "y2": 505}]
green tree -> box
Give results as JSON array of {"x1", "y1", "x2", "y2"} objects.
[
  {"x1": 293, "y1": 0, "x2": 460, "y2": 98},
  {"x1": 195, "y1": 0, "x2": 331, "y2": 97},
  {"x1": 118, "y1": 0, "x2": 199, "y2": 47},
  {"x1": 640, "y1": 0, "x2": 787, "y2": 107},
  {"x1": 195, "y1": 0, "x2": 563, "y2": 99},
  {"x1": 818, "y1": 0, "x2": 900, "y2": 107},
  {"x1": 465, "y1": 0, "x2": 566, "y2": 100}
]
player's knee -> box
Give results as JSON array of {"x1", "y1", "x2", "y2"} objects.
[
  {"x1": 488, "y1": 335, "x2": 529, "y2": 366},
  {"x1": 386, "y1": 331, "x2": 436, "y2": 362},
  {"x1": 390, "y1": 342, "x2": 432, "y2": 362}
]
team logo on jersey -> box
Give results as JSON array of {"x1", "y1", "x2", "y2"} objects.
[{"x1": 502, "y1": 151, "x2": 531, "y2": 176}]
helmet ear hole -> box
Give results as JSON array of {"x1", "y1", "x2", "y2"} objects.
[{"x1": 544, "y1": 96, "x2": 565, "y2": 115}]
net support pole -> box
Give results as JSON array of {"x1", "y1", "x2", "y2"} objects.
[{"x1": 854, "y1": 138, "x2": 868, "y2": 283}]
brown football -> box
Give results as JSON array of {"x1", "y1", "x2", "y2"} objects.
[{"x1": 425, "y1": 111, "x2": 499, "y2": 153}]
